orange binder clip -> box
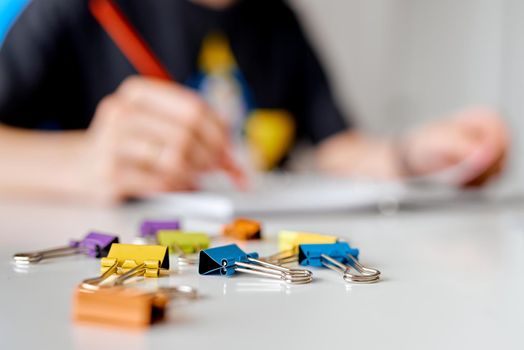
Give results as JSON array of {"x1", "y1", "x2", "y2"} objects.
[
  {"x1": 73, "y1": 285, "x2": 197, "y2": 329},
  {"x1": 222, "y1": 218, "x2": 262, "y2": 240},
  {"x1": 73, "y1": 283, "x2": 197, "y2": 329},
  {"x1": 73, "y1": 286, "x2": 170, "y2": 329},
  {"x1": 74, "y1": 261, "x2": 197, "y2": 329}
]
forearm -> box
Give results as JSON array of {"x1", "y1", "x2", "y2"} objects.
[
  {"x1": 315, "y1": 131, "x2": 403, "y2": 179},
  {"x1": 0, "y1": 125, "x2": 87, "y2": 198}
]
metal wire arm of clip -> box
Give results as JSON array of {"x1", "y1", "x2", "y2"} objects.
[
  {"x1": 13, "y1": 246, "x2": 86, "y2": 264},
  {"x1": 80, "y1": 261, "x2": 197, "y2": 297},
  {"x1": 321, "y1": 254, "x2": 381, "y2": 283},
  {"x1": 265, "y1": 249, "x2": 299, "y2": 265},
  {"x1": 230, "y1": 257, "x2": 313, "y2": 284},
  {"x1": 81, "y1": 260, "x2": 157, "y2": 290},
  {"x1": 80, "y1": 259, "x2": 125, "y2": 290},
  {"x1": 171, "y1": 243, "x2": 200, "y2": 266}
]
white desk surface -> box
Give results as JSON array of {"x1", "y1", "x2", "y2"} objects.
[{"x1": 1, "y1": 197, "x2": 523, "y2": 350}]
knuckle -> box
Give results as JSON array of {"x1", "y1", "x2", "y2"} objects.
[
  {"x1": 97, "y1": 95, "x2": 126, "y2": 121},
  {"x1": 118, "y1": 76, "x2": 143, "y2": 101},
  {"x1": 97, "y1": 95, "x2": 116, "y2": 114},
  {"x1": 119, "y1": 75, "x2": 141, "y2": 92}
]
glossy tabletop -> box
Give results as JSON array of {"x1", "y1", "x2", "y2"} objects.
[{"x1": 1, "y1": 197, "x2": 523, "y2": 350}]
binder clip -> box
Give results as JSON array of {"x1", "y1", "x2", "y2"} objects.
[
  {"x1": 298, "y1": 242, "x2": 381, "y2": 284},
  {"x1": 73, "y1": 281, "x2": 197, "y2": 329},
  {"x1": 12, "y1": 231, "x2": 119, "y2": 264},
  {"x1": 73, "y1": 285, "x2": 170, "y2": 329},
  {"x1": 222, "y1": 218, "x2": 261, "y2": 240},
  {"x1": 279, "y1": 230, "x2": 338, "y2": 252},
  {"x1": 199, "y1": 244, "x2": 312, "y2": 284},
  {"x1": 98, "y1": 244, "x2": 169, "y2": 278},
  {"x1": 140, "y1": 219, "x2": 181, "y2": 239},
  {"x1": 79, "y1": 244, "x2": 173, "y2": 300},
  {"x1": 157, "y1": 230, "x2": 210, "y2": 265},
  {"x1": 82, "y1": 251, "x2": 194, "y2": 297},
  {"x1": 266, "y1": 230, "x2": 338, "y2": 264}
]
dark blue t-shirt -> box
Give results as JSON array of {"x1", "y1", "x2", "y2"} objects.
[{"x1": 0, "y1": 0, "x2": 349, "y2": 144}]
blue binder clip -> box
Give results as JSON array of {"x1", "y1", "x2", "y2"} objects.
[
  {"x1": 298, "y1": 242, "x2": 380, "y2": 284},
  {"x1": 199, "y1": 244, "x2": 312, "y2": 284}
]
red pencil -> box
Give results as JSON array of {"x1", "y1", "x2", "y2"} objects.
[{"x1": 89, "y1": 0, "x2": 172, "y2": 81}]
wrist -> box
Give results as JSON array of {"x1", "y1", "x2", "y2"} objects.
[
  {"x1": 0, "y1": 128, "x2": 93, "y2": 199},
  {"x1": 62, "y1": 132, "x2": 94, "y2": 198},
  {"x1": 44, "y1": 131, "x2": 92, "y2": 199},
  {"x1": 393, "y1": 136, "x2": 417, "y2": 178}
]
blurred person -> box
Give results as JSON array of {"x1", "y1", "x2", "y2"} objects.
[{"x1": 0, "y1": 0, "x2": 508, "y2": 202}]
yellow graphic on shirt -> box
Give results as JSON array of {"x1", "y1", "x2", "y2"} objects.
[
  {"x1": 196, "y1": 32, "x2": 296, "y2": 170},
  {"x1": 199, "y1": 32, "x2": 237, "y2": 74},
  {"x1": 246, "y1": 110, "x2": 295, "y2": 171}
]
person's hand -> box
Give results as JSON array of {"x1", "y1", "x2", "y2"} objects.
[
  {"x1": 76, "y1": 76, "x2": 245, "y2": 202},
  {"x1": 400, "y1": 107, "x2": 508, "y2": 186}
]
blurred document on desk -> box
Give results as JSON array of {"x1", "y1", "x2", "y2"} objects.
[{"x1": 147, "y1": 173, "x2": 462, "y2": 218}]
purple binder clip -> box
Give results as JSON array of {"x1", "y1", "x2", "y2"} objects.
[
  {"x1": 71, "y1": 232, "x2": 119, "y2": 258},
  {"x1": 140, "y1": 219, "x2": 181, "y2": 239},
  {"x1": 13, "y1": 231, "x2": 119, "y2": 264}
]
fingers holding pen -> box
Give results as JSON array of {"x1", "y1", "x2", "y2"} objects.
[
  {"x1": 85, "y1": 76, "x2": 245, "y2": 202},
  {"x1": 117, "y1": 105, "x2": 220, "y2": 173},
  {"x1": 118, "y1": 77, "x2": 230, "y2": 145},
  {"x1": 117, "y1": 77, "x2": 241, "y2": 174}
]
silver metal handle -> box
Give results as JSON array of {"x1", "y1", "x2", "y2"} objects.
[
  {"x1": 234, "y1": 257, "x2": 313, "y2": 284},
  {"x1": 13, "y1": 245, "x2": 83, "y2": 264},
  {"x1": 80, "y1": 260, "x2": 120, "y2": 290},
  {"x1": 321, "y1": 254, "x2": 381, "y2": 284},
  {"x1": 264, "y1": 249, "x2": 299, "y2": 265},
  {"x1": 171, "y1": 243, "x2": 200, "y2": 266}
]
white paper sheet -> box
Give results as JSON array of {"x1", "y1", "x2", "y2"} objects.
[{"x1": 147, "y1": 173, "x2": 458, "y2": 218}]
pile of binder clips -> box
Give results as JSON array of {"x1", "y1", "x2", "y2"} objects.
[{"x1": 12, "y1": 219, "x2": 381, "y2": 329}]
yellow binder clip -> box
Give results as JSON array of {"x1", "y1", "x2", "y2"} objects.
[
  {"x1": 267, "y1": 230, "x2": 338, "y2": 264},
  {"x1": 79, "y1": 245, "x2": 170, "y2": 292},
  {"x1": 100, "y1": 244, "x2": 169, "y2": 278},
  {"x1": 157, "y1": 230, "x2": 210, "y2": 265},
  {"x1": 279, "y1": 230, "x2": 338, "y2": 252}
]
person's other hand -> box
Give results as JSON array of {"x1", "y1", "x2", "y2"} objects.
[
  {"x1": 78, "y1": 76, "x2": 244, "y2": 202},
  {"x1": 401, "y1": 107, "x2": 508, "y2": 186}
]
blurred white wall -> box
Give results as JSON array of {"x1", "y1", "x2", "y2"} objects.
[{"x1": 289, "y1": 0, "x2": 522, "y2": 189}]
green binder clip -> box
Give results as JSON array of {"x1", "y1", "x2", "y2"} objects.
[{"x1": 157, "y1": 230, "x2": 210, "y2": 265}]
